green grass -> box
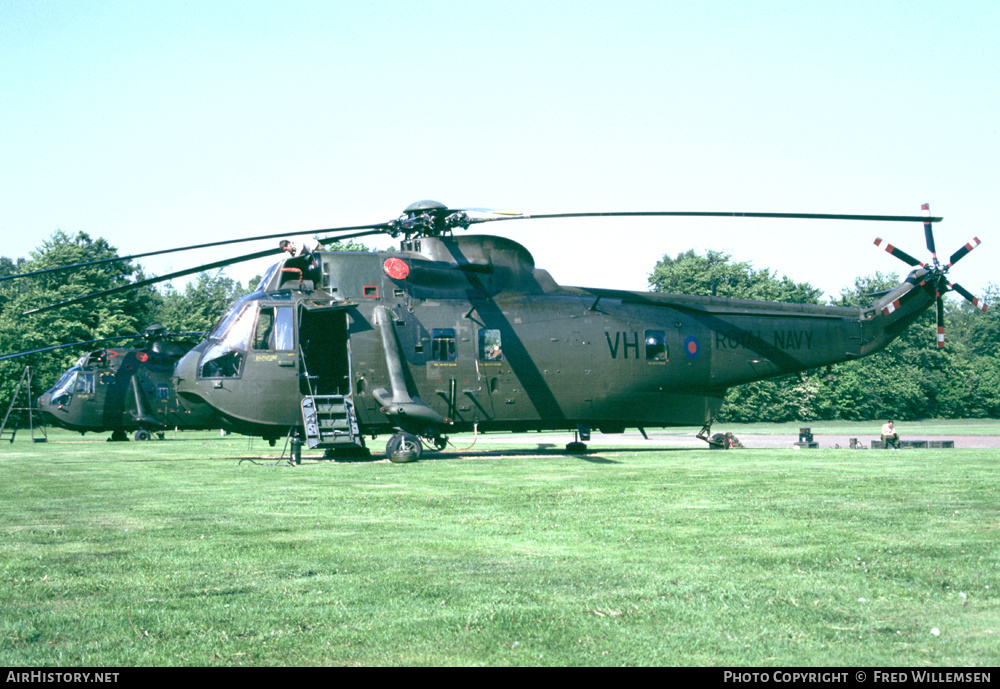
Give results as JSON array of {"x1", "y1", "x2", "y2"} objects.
[{"x1": 1, "y1": 428, "x2": 998, "y2": 666}]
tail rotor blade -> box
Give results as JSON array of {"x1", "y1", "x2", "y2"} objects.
[
  {"x1": 949, "y1": 282, "x2": 989, "y2": 313},
  {"x1": 936, "y1": 293, "x2": 945, "y2": 348},
  {"x1": 874, "y1": 238, "x2": 924, "y2": 267},
  {"x1": 946, "y1": 237, "x2": 982, "y2": 268},
  {"x1": 922, "y1": 203, "x2": 939, "y2": 266}
]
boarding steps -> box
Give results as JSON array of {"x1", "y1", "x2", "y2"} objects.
[{"x1": 300, "y1": 395, "x2": 362, "y2": 450}]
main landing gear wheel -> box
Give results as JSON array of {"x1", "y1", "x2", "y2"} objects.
[
  {"x1": 134, "y1": 429, "x2": 152, "y2": 441},
  {"x1": 387, "y1": 432, "x2": 422, "y2": 463}
]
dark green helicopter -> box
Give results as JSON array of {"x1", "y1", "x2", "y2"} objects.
[
  {"x1": 0, "y1": 325, "x2": 218, "y2": 441},
  {"x1": 21, "y1": 202, "x2": 988, "y2": 461}
]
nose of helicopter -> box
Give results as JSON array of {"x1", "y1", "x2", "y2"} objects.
[
  {"x1": 34, "y1": 390, "x2": 65, "y2": 428},
  {"x1": 173, "y1": 344, "x2": 204, "y2": 401}
]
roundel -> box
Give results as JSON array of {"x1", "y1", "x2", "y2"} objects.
[
  {"x1": 684, "y1": 336, "x2": 700, "y2": 360},
  {"x1": 383, "y1": 257, "x2": 410, "y2": 280}
]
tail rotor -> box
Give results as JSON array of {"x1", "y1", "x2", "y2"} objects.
[{"x1": 875, "y1": 203, "x2": 989, "y2": 348}]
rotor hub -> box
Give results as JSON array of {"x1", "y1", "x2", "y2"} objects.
[{"x1": 387, "y1": 201, "x2": 472, "y2": 239}]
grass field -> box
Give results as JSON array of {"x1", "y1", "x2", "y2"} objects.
[{"x1": 1, "y1": 424, "x2": 998, "y2": 666}]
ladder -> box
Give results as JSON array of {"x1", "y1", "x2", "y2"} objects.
[
  {"x1": 0, "y1": 366, "x2": 47, "y2": 444},
  {"x1": 300, "y1": 395, "x2": 361, "y2": 450}
]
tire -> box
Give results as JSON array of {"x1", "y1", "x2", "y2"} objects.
[
  {"x1": 709, "y1": 433, "x2": 728, "y2": 449},
  {"x1": 134, "y1": 429, "x2": 152, "y2": 442},
  {"x1": 387, "y1": 433, "x2": 422, "y2": 463}
]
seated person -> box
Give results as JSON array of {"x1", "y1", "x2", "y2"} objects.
[{"x1": 881, "y1": 420, "x2": 900, "y2": 449}]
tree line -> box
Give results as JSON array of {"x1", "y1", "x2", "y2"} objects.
[
  {"x1": 0, "y1": 231, "x2": 250, "y2": 415},
  {"x1": 1, "y1": 231, "x2": 997, "y2": 424}
]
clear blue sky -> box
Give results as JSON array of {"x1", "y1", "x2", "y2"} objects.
[{"x1": 2, "y1": 0, "x2": 997, "y2": 303}]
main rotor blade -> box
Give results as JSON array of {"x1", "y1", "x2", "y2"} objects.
[
  {"x1": 0, "y1": 336, "x2": 134, "y2": 362},
  {"x1": 0, "y1": 221, "x2": 393, "y2": 283},
  {"x1": 873, "y1": 238, "x2": 924, "y2": 267},
  {"x1": 487, "y1": 210, "x2": 943, "y2": 224},
  {"x1": 5, "y1": 207, "x2": 940, "y2": 282},
  {"x1": 22, "y1": 228, "x2": 385, "y2": 316}
]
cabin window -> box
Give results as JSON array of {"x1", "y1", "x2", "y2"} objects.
[
  {"x1": 479, "y1": 329, "x2": 503, "y2": 361},
  {"x1": 431, "y1": 329, "x2": 457, "y2": 362},
  {"x1": 253, "y1": 306, "x2": 294, "y2": 351},
  {"x1": 645, "y1": 330, "x2": 668, "y2": 361}
]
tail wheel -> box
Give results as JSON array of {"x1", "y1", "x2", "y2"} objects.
[{"x1": 709, "y1": 433, "x2": 729, "y2": 449}]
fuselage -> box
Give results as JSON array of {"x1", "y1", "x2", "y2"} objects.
[
  {"x1": 37, "y1": 343, "x2": 218, "y2": 436},
  {"x1": 173, "y1": 234, "x2": 936, "y2": 442}
]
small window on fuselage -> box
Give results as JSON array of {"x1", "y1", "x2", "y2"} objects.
[
  {"x1": 479, "y1": 329, "x2": 503, "y2": 361},
  {"x1": 431, "y1": 329, "x2": 457, "y2": 362},
  {"x1": 645, "y1": 330, "x2": 667, "y2": 361}
]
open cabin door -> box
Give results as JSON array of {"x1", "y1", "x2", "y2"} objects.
[
  {"x1": 297, "y1": 300, "x2": 362, "y2": 452},
  {"x1": 298, "y1": 301, "x2": 352, "y2": 396}
]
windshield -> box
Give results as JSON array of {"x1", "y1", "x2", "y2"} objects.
[
  {"x1": 49, "y1": 367, "x2": 80, "y2": 404},
  {"x1": 200, "y1": 298, "x2": 259, "y2": 378},
  {"x1": 208, "y1": 293, "x2": 261, "y2": 341}
]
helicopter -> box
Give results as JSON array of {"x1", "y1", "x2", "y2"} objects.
[
  {"x1": 0, "y1": 325, "x2": 218, "y2": 441},
  {"x1": 16, "y1": 201, "x2": 988, "y2": 461}
]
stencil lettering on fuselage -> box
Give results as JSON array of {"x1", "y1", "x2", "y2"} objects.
[
  {"x1": 605, "y1": 331, "x2": 640, "y2": 359},
  {"x1": 713, "y1": 329, "x2": 813, "y2": 351}
]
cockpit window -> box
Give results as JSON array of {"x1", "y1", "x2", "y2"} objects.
[
  {"x1": 200, "y1": 300, "x2": 258, "y2": 378},
  {"x1": 253, "y1": 306, "x2": 294, "y2": 351},
  {"x1": 74, "y1": 372, "x2": 95, "y2": 394}
]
